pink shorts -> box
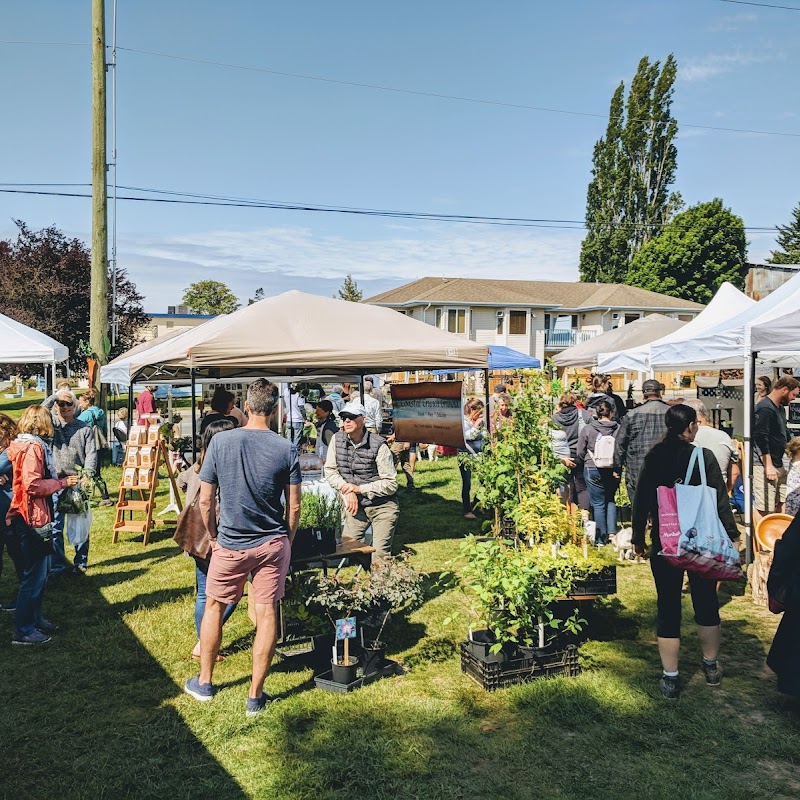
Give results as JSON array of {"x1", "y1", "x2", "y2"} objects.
[{"x1": 206, "y1": 536, "x2": 291, "y2": 604}]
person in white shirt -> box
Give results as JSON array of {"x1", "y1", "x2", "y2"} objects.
[
  {"x1": 354, "y1": 387, "x2": 382, "y2": 434},
  {"x1": 684, "y1": 399, "x2": 739, "y2": 488},
  {"x1": 282, "y1": 384, "x2": 306, "y2": 447}
]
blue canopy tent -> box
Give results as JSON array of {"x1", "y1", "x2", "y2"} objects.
[{"x1": 430, "y1": 345, "x2": 540, "y2": 374}]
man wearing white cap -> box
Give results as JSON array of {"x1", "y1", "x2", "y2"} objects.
[{"x1": 324, "y1": 400, "x2": 398, "y2": 561}]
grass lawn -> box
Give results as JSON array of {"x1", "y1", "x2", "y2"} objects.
[{"x1": 2, "y1": 453, "x2": 800, "y2": 799}]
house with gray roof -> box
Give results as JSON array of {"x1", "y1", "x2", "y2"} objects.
[{"x1": 366, "y1": 278, "x2": 703, "y2": 363}]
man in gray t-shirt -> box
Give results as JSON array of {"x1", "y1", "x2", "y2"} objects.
[{"x1": 186, "y1": 379, "x2": 301, "y2": 717}]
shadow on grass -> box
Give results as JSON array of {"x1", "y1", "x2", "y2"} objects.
[{"x1": 0, "y1": 573, "x2": 248, "y2": 799}]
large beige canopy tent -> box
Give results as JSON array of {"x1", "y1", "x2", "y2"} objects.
[
  {"x1": 101, "y1": 290, "x2": 488, "y2": 382},
  {"x1": 552, "y1": 313, "x2": 687, "y2": 370}
]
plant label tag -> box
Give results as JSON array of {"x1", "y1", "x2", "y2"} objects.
[{"x1": 335, "y1": 617, "x2": 357, "y2": 641}]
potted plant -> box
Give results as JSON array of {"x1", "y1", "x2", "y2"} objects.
[
  {"x1": 615, "y1": 479, "x2": 631, "y2": 525},
  {"x1": 626, "y1": 382, "x2": 636, "y2": 409},
  {"x1": 361, "y1": 552, "x2": 425, "y2": 674},
  {"x1": 293, "y1": 491, "x2": 341, "y2": 559},
  {"x1": 302, "y1": 567, "x2": 372, "y2": 684}
]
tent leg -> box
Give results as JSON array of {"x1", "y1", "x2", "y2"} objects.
[
  {"x1": 191, "y1": 369, "x2": 197, "y2": 462},
  {"x1": 127, "y1": 381, "x2": 134, "y2": 428},
  {"x1": 483, "y1": 369, "x2": 490, "y2": 431},
  {"x1": 744, "y1": 353, "x2": 755, "y2": 566}
]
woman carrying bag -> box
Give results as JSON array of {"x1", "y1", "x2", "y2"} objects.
[
  {"x1": 174, "y1": 419, "x2": 238, "y2": 661},
  {"x1": 5, "y1": 406, "x2": 78, "y2": 645},
  {"x1": 632, "y1": 404, "x2": 740, "y2": 699}
]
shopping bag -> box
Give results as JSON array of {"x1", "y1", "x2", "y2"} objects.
[
  {"x1": 66, "y1": 510, "x2": 92, "y2": 548},
  {"x1": 656, "y1": 483, "x2": 682, "y2": 556},
  {"x1": 659, "y1": 448, "x2": 743, "y2": 581}
]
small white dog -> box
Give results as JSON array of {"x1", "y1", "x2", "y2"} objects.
[{"x1": 610, "y1": 527, "x2": 645, "y2": 563}]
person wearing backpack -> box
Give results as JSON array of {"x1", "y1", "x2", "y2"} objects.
[
  {"x1": 553, "y1": 392, "x2": 591, "y2": 512},
  {"x1": 576, "y1": 399, "x2": 620, "y2": 545}
]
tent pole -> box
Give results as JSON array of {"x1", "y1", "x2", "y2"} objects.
[
  {"x1": 483, "y1": 369, "x2": 490, "y2": 431},
  {"x1": 744, "y1": 352, "x2": 755, "y2": 566},
  {"x1": 127, "y1": 380, "x2": 134, "y2": 428},
  {"x1": 190, "y1": 368, "x2": 197, "y2": 462}
]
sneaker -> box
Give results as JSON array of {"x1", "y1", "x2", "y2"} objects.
[
  {"x1": 184, "y1": 674, "x2": 215, "y2": 702},
  {"x1": 0, "y1": 598, "x2": 17, "y2": 612},
  {"x1": 36, "y1": 619, "x2": 60, "y2": 633},
  {"x1": 464, "y1": 512, "x2": 477, "y2": 520},
  {"x1": 99, "y1": 499, "x2": 114, "y2": 507},
  {"x1": 702, "y1": 659, "x2": 723, "y2": 687},
  {"x1": 72, "y1": 565, "x2": 87, "y2": 576},
  {"x1": 660, "y1": 674, "x2": 681, "y2": 699},
  {"x1": 245, "y1": 692, "x2": 276, "y2": 717},
  {"x1": 12, "y1": 630, "x2": 52, "y2": 645}
]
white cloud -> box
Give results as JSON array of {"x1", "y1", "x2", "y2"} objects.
[
  {"x1": 708, "y1": 12, "x2": 758, "y2": 33},
  {"x1": 120, "y1": 224, "x2": 584, "y2": 306},
  {"x1": 681, "y1": 52, "x2": 770, "y2": 83}
]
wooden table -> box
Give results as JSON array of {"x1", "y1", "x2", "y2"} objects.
[{"x1": 290, "y1": 535, "x2": 375, "y2": 573}]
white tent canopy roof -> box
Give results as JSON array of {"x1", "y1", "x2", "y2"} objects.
[
  {"x1": 0, "y1": 312, "x2": 69, "y2": 363},
  {"x1": 648, "y1": 271, "x2": 800, "y2": 370},
  {"x1": 552, "y1": 314, "x2": 686, "y2": 370},
  {"x1": 597, "y1": 283, "x2": 751, "y2": 374},
  {"x1": 100, "y1": 290, "x2": 489, "y2": 384}
]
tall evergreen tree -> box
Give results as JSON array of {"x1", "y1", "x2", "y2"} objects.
[
  {"x1": 767, "y1": 201, "x2": 800, "y2": 264},
  {"x1": 579, "y1": 55, "x2": 680, "y2": 283},
  {"x1": 337, "y1": 274, "x2": 363, "y2": 302}
]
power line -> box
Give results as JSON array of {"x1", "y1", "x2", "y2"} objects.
[
  {"x1": 115, "y1": 45, "x2": 800, "y2": 140},
  {"x1": 0, "y1": 184, "x2": 780, "y2": 233},
  {"x1": 717, "y1": 0, "x2": 800, "y2": 10},
  {"x1": 2, "y1": 39, "x2": 797, "y2": 139}
]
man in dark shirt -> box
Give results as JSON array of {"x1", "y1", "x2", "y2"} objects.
[
  {"x1": 185, "y1": 379, "x2": 301, "y2": 717},
  {"x1": 613, "y1": 379, "x2": 669, "y2": 501},
  {"x1": 754, "y1": 375, "x2": 800, "y2": 516}
]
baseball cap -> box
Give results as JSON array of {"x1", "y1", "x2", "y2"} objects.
[
  {"x1": 642, "y1": 379, "x2": 663, "y2": 394},
  {"x1": 314, "y1": 399, "x2": 334, "y2": 413},
  {"x1": 339, "y1": 400, "x2": 366, "y2": 419},
  {"x1": 494, "y1": 383, "x2": 507, "y2": 393}
]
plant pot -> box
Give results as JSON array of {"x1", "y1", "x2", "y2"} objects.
[
  {"x1": 517, "y1": 642, "x2": 556, "y2": 660},
  {"x1": 331, "y1": 656, "x2": 359, "y2": 684},
  {"x1": 617, "y1": 507, "x2": 631, "y2": 524},
  {"x1": 466, "y1": 629, "x2": 512, "y2": 664},
  {"x1": 362, "y1": 640, "x2": 387, "y2": 675}
]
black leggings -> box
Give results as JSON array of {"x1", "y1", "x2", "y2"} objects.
[{"x1": 650, "y1": 550, "x2": 720, "y2": 638}]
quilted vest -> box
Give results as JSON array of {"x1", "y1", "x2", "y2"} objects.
[{"x1": 334, "y1": 431, "x2": 392, "y2": 507}]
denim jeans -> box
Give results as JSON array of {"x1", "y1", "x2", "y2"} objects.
[
  {"x1": 193, "y1": 556, "x2": 238, "y2": 637},
  {"x1": 50, "y1": 502, "x2": 90, "y2": 573},
  {"x1": 584, "y1": 467, "x2": 619, "y2": 544},
  {"x1": 285, "y1": 422, "x2": 304, "y2": 448},
  {"x1": 6, "y1": 518, "x2": 50, "y2": 635},
  {"x1": 112, "y1": 441, "x2": 124, "y2": 466}
]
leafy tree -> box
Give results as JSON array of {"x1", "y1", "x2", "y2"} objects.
[
  {"x1": 248, "y1": 287, "x2": 265, "y2": 305},
  {"x1": 580, "y1": 54, "x2": 681, "y2": 283},
  {"x1": 626, "y1": 198, "x2": 746, "y2": 304},
  {"x1": 337, "y1": 274, "x2": 363, "y2": 302},
  {"x1": 0, "y1": 220, "x2": 149, "y2": 373},
  {"x1": 768, "y1": 201, "x2": 800, "y2": 265},
  {"x1": 182, "y1": 280, "x2": 240, "y2": 315}
]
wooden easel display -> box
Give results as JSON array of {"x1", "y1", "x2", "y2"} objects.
[{"x1": 113, "y1": 422, "x2": 183, "y2": 546}]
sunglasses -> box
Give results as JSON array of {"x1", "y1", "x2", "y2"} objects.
[
  {"x1": 56, "y1": 401, "x2": 74, "y2": 408},
  {"x1": 339, "y1": 414, "x2": 360, "y2": 421}
]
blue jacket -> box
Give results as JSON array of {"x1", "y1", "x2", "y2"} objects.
[{"x1": 0, "y1": 450, "x2": 12, "y2": 531}]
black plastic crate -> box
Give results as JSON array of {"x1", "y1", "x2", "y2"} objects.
[
  {"x1": 567, "y1": 565, "x2": 617, "y2": 598},
  {"x1": 460, "y1": 642, "x2": 580, "y2": 691},
  {"x1": 500, "y1": 518, "x2": 518, "y2": 539},
  {"x1": 314, "y1": 659, "x2": 401, "y2": 693}
]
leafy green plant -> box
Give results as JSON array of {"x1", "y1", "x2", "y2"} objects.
[
  {"x1": 302, "y1": 568, "x2": 373, "y2": 631},
  {"x1": 470, "y1": 370, "x2": 567, "y2": 523},
  {"x1": 57, "y1": 465, "x2": 100, "y2": 513},
  {"x1": 298, "y1": 491, "x2": 341, "y2": 529},
  {"x1": 511, "y1": 472, "x2": 579, "y2": 546},
  {"x1": 365, "y1": 552, "x2": 426, "y2": 644},
  {"x1": 615, "y1": 478, "x2": 630, "y2": 509},
  {"x1": 443, "y1": 536, "x2": 584, "y2": 652}
]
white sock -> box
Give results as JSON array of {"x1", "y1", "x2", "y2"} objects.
[{"x1": 663, "y1": 670, "x2": 679, "y2": 678}]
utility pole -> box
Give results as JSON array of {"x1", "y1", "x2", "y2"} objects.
[{"x1": 90, "y1": 0, "x2": 109, "y2": 394}]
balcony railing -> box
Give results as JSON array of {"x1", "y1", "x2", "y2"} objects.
[{"x1": 544, "y1": 328, "x2": 599, "y2": 349}]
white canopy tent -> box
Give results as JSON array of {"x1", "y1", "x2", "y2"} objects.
[
  {"x1": 0, "y1": 312, "x2": 69, "y2": 390},
  {"x1": 596, "y1": 283, "x2": 752, "y2": 375},
  {"x1": 552, "y1": 313, "x2": 686, "y2": 370}
]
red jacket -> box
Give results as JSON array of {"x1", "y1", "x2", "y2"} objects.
[{"x1": 5, "y1": 439, "x2": 67, "y2": 528}]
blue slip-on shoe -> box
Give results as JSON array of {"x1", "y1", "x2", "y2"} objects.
[
  {"x1": 246, "y1": 692, "x2": 276, "y2": 717},
  {"x1": 184, "y1": 674, "x2": 215, "y2": 702},
  {"x1": 36, "y1": 619, "x2": 60, "y2": 633},
  {"x1": 12, "y1": 629, "x2": 52, "y2": 645}
]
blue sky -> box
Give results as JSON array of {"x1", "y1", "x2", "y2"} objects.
[{"x1": 1, "y1": 0, "x2": 798, "y2": 310}]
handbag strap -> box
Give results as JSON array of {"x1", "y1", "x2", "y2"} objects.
[{"x1": 684, "y1": 446, "x2": 707, "y2": 488}]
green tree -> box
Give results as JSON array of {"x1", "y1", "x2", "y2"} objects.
[
  {"x1": 0, "y1": 220, "x2": 149, "y2": 373},
  {"x1": 768, "y1": 201, "x2": 800, "y2": 265},
  {"x1": 182, "y1": 280, "x2": 240, "y2": 314},
  {"x1": 626, "y1": 198, "x2": 746, "y2": 304},
  {"x1": 248, "y1": 287, "x2": 265, "y2": 305},
  {"x1": 579, "y1": 54, "x2": 681, "y2": 283},
  {"x1": 337, "y1": 274, "x2": 363, "y2": 302}
]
